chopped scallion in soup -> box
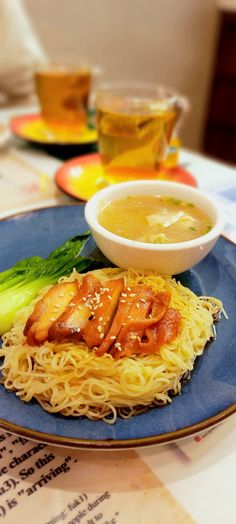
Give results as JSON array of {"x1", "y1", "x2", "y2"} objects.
[{"x1": 98, "y1": 195, "x2": 212, "y2": 243}]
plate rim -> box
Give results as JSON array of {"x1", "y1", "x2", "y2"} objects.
[
  {"x1": 0, "y1": 205, "x2": 235, "y2": 449},
  {"x1": 10, "y1": 113, "x2": 98, "y2": 146},
  {"x1": 0, "y1": 404, "x2": 235, "y2": 450}
]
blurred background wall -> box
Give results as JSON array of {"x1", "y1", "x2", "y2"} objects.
[{"x1": 23, "y1": 0, "x2": 220, "y2": 152}]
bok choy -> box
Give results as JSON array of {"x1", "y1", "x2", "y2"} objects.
[{"x1": 0, "y1": 232, "x2": 98, "y2": 335}]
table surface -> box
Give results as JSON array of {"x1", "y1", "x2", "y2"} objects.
[{"x1": 0, "y1": 104, "x2": 235, "y2": 524}]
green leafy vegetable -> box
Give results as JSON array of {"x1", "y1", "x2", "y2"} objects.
[{"x1": 0, "y1": 232, "x2": 99, "y2": 335}]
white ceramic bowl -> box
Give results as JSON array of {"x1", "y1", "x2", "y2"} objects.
[{"x1": 84, "y1": 180, "x2": 225, "y2": 275}]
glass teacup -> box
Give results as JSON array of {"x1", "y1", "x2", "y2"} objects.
[{"x1": 95, "y1": 82, "x2": 187, "y2": 174}]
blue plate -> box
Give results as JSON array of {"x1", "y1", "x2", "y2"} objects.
[{"x1": 0, "y1": 206, "x2": 235, "y2": 449}]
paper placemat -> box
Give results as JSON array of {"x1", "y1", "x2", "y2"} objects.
[
  {"x1": 0, "y1": 432, "x2": 195, "y2": 524},
  {"x1": 0, "y1": 149, "x2": 70, "y2": 220}
]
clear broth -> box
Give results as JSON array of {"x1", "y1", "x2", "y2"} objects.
[{"x1": 99, "y1": 195, "x2": 212, "y2": 244}]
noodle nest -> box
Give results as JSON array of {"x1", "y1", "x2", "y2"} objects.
[{"x1": 0, "y1": 268, "x2": 221, "y2": 423}]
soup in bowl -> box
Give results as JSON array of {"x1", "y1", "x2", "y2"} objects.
[{"x1": 84, "y1": 180, "x2": 225, "y2": 275}]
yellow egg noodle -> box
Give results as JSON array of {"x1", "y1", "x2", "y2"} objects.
[{"x1": 0, "y1": 268, "x2": 222, "y2": 423}]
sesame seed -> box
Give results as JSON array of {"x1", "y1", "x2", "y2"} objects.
[
  {"x1": 99, "y1": 302, "x2": 104, "y2": 308},
  {"x1": 110, "y1": 335, "x2": 116, "y2": 340},
  {"x1": 130, "y1": 335, "x2": 137, "y2": 340},
  {"x1": 99, "y1": 316, "x2": 103, "y2": 321},
  {"x1": 127, "y1": 315, "x2": 132, "y2": 319},
  {"x1": 140, "y1": 298, "x2": 146, "y2": 303},
  {"x1": 120, "y1": 299, "x2": 126, "y2": 303},
  {"x1": 136, "y1": 303, "x2": 140, "y2": 309},
  {"x1": 130, "y1": 293, "x2": 137, "y2": 297},
  {"x1": 121, "y1": 293, "x2": 127, "y2": 297},
  {"x1": 99, "y1": 333, "x2": 104, "y2": 339},
  {"x1": 97, "y1": 326, "x2": 102, "y2": 332},
  {"x1": 127, "y1": 287, "x2": 131, "y2": 291},
  {"x1": 82, "y1": 297, "x2": 86, "y2": 302},
  {"x1": 114, "y1": 342, "x2": 121, "y2": 348},
  {"x1": 108, "y1": 295, "x2": 112, "y2": 300},
  {"x1": 50, "y1": 317, "x2": 56, "y2": 322}
]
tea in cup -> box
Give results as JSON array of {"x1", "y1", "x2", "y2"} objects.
[
  {"x1": 96, "y1": 82, "x2": 186, "y2": 174},
  {"x1": 35, "y1": 61, "x2": 91, "y2": 130}
]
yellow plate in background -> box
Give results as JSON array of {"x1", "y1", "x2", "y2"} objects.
[
  {"x1": 10, "y1": 113, "x2": 97, "y2": 145},
  {"x1": 55, "y1": 153, "x2": 197, "y2": 201}
]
